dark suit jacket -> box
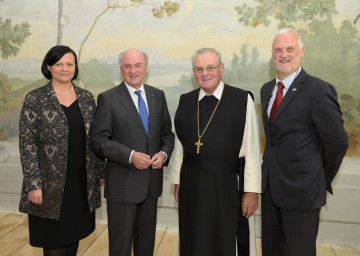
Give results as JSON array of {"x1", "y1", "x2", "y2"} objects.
[
  {"x1": 90, "y1": 82, "x2": 174, "y2": 203},
  {"x1": 260, "y1": 69, "x2": 348, "y2": 210}
]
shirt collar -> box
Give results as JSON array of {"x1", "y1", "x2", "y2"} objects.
[
  {"x1": 198, "y1": 81, "x2": 224, "y2": 101},
  {"x1": 124, "y1": 81, "x2": 145, "y2": 94},
  {"x1": 276, "y1": 67, "x2": 302, "y2": 89}
]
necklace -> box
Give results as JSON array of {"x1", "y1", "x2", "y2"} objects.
[
  {"x1": 195, "y1": 93, "x2": 221, "y2": 154},
  {"x1": 53, "y1": 84, "x2": 74, "y2": 95}
]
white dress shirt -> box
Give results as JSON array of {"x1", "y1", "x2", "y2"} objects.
[
  {"x1": 124, "y1": 82, "x2": 167, "y2": 162},
  {"x1": 125, "y1": 82, "x2": 149, "y2": 112},
  {"x1": 267, "y1": 67, "x2": 302, "y2": 117}
]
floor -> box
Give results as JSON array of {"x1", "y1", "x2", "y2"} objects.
[{"x1": 1, "y1": 212, "x2": 359, "y2": 256}]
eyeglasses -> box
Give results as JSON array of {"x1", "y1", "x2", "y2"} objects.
[{"x1": 193, "y1": 63, "x2": 221, "y2": 73}]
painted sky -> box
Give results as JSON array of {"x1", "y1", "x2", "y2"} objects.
[{"x1": 1, "y1": 0, "x2": 359, "y2": 65}]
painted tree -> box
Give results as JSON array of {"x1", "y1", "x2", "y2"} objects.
[
  {"x1": 223, "y1": 44, "x2": 270, "y2": 87},
  {"x1": 0, "y1": 10, "x2": 30, "y2": 137},
  {"x1": 77, "y1": 0, "x2": 180, "y2": 62},
  {"x1": 235, "y1": 0, "x2": 360, "y2": 154},
  {"x1": 57, "y1": 0, "x2": 66, "y2": 45},
  {"x1": 0, "y1": 73, "x2": 10, "y2": 111},
  {"x1": 0, "y1": 18, "x2": 31, "y2": 59},
  {"x1": 235, "y1": 0, "x2": 337, "y2": 28}
]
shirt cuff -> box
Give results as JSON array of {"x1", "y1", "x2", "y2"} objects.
[
  {"x1": 129, "y1": 150, "x2": 135, "y2": 163},
  {"x1": 160, "y1": 151, "x2": 168, "y2": 163}
]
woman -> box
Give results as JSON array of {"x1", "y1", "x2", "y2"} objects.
[{"x1": 18, "y1": 45, "x2": 104, "y2": 256}]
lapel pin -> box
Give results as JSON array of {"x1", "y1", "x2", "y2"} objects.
[{"x1": 292, "y1": 88, "x2": 297, "y2": 91}]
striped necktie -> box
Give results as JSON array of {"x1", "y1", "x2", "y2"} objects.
[{"x1": 269, "y1": 82, "x2": 285, "y2": 123}]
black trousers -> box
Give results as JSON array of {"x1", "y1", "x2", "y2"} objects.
[
  {"x1": 107, "y1": 192, "x2": 158, "y2": 256},
  {"x1": 261, "y1": 182, "x2": 320, "y2": 256}
]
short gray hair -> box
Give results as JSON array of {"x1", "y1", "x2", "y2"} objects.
[
  {"x1": 118, "y1": 49, "x2": 148, "y2": 66},
  {"x1": 191, "y1": 48, "x2": 223, "y2": 68},
  {"x1": 274, "y1": 28, "x2": 304, "y2": 49}
]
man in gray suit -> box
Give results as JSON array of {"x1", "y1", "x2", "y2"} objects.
[
  {"x1": 90, "y1": 48, "x2": 174, "y2": 256},
  {"x1": 260, "y1": 28, "x2": 348, "y2": 256}
]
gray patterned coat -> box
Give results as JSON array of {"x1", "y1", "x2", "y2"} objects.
[{"x1": 18, "y1": 83, "x2": 105, "y2": 220}]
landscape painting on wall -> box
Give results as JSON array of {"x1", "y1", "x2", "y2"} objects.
[{"x1": 1, "y1": 0, "x2": 360, "y2": 156}]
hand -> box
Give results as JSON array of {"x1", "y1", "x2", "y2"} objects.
[
  {"x1": 28, "y1": 188, "x2": 43, "y2": 205},
  {"x1": 242, "y1": 192, "x2": 258, "y2": 218},
  {"x1": 100, "y1": 179, "x2": 105, "y2": 187},
  {"x1": 150, "y1": 152, "x2": 166, "y2": 169},
  {"x1": 131, "y1": 151, "x2": 151, "y2": 170},
  {"x1": 174, "y1": 184, "x2": 180, "y2": 203}
]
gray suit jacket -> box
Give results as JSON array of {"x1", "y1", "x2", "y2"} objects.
[
  {"x1": 260, "y1": 69, "x2": 348, "y2": 210},
  {"x1": 90, "y1": 82, "x2": 174, "y2": 203}
]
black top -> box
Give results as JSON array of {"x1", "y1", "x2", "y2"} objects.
[{"x1": 199, "y1": 95, "x2": 219, "y2": 131}]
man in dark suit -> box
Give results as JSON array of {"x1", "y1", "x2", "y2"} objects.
[
  {"x1": 90, "y1": 48, "x2": 174, "y2": 256},
  {"x1": 260, "y1": 28, "x2": 348, "y2": 256}
]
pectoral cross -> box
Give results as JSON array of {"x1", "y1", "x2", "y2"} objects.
[{"x1": 195, "y1": 138, "x2": 203, "y2": 154}]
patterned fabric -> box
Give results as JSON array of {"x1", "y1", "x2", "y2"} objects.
[
  {"x1": 18, "y1": 83, "x2": 105, "y2": 220},
  {"x1": 269, "y1": 81, "x2": 285, "y2": 123}
]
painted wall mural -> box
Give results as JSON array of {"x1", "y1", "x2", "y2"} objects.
[{"x1": 0, "y1": 0, "x2": 360, "y2": 156}]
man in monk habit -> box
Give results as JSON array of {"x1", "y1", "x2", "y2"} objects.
[{"x1": 170, "y1": 47, "x2": 261, "y2": 256}]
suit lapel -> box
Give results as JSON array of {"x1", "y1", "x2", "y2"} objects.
[
  {"x1": 116, "y1": 82, "x2": 148, "y2": 136},
  {"x1": 272, "y1": 69, "x2": 306, "y2": 123},
  {"x1": 144, "y1": 85, "x2": 155, "y2": 136},
  {"x1": 262, "y1": 80, "x2": 275, "y2": 128}
]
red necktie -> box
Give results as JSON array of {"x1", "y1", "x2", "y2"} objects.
[{"x1": 269, "y1": 82, "x2": 285, "y2": 123}]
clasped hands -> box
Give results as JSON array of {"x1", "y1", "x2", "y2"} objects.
[{"x1": 131, "y1": 151, "x2": 165, "y2": 170}]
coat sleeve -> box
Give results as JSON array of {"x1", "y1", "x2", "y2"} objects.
[
  {"x1": 168, "y1": 134, "x2": 183, "y2": 184},
  {"x1": 311, "y1": 83, "x2": 348, "y2": 192},
  {"x1": 89, "y1": 93, "x2": 133, "y2": 168},
  {"x1": 239, "y1": 94, "x2": 262, "y2": 193},
  {"x1": 158, "y1": 91, "x2": 175, "y2": 165},
  {"x1": 19, "y1": 92, "x2": 43, "y2": 192},
  {"x1": 84, "y1": 91, "x2": 106, "y2": 179}
]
